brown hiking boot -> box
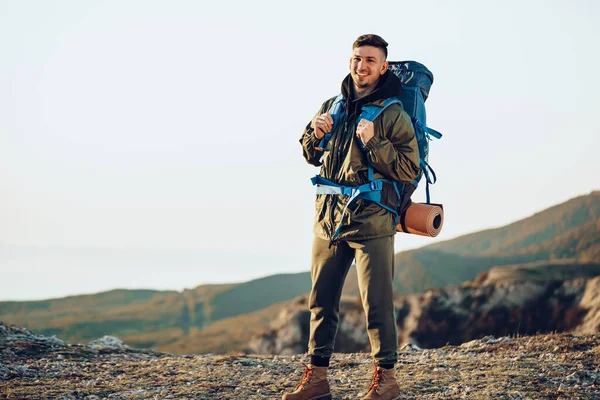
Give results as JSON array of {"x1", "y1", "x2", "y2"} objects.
[
  {"x1": 361, "y1": 363, "x2": 401, "y2": 400},
  {"x1": 282, "y1": 363, "x2": 332, "y2": 400}
]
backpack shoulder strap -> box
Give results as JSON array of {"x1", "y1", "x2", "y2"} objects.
[
  {"x1": 356, "y1": 97, "x2": 403, "y2": 154},
  {"x1": 356, "y1": 97, "x2": 404, "y2": 181},
  {"x1": 359, "y1": 97, "x2": 403, "y2": 122},
  {"x1": 329, "y1": 94, "x2": 345, "y2": 127},
  {"x1": 318, "y1": 94, "x2": 345, "y2": 156}
]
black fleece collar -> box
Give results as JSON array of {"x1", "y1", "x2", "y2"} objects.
[{"x1": 340, "y1": 70, "x2": 402, "y2": 117}]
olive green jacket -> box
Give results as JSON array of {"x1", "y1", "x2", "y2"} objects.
[{"x1": 300, "y1": 72, "x2": 420, "y2": 242}]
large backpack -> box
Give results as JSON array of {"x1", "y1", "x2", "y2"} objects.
[
  {"x1": 312, "y1": 61, "x2": 442, "y2": 239},
  {"x1": 387, "y1": 61, "x2": 442, "y2": 213}
]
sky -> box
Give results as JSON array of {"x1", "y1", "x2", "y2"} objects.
[{"x1": 1, "y1": 0, "x2": 599, "y2": 301}]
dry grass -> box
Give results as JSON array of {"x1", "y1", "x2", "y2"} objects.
[{"x1": 1, "y1": 330, "x2": 599, "y2": 399}]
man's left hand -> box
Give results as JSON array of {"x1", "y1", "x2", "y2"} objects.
[{"x1": 356, "y1": 119, "x2": 374, "y2": 145}]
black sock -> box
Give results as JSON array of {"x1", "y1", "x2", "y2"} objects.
[
  {"x1": 378, "y1": 363, "x2": 395, "y2": 370},
  {"x1": 310, "y1": 355, "x2": 330, "y2": 367}
]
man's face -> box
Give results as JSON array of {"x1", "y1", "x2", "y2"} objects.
[{"x1": 349, "y1": 45, "x2": 388, "y2": 91}]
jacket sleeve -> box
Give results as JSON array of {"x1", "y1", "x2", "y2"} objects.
[
  {"x1": 299, "y1": 121, "x2": 324, "y2": 167},
  {"x1": 299, "y1": 98, "x2": 336, "y2": 167},
  {"x1": 364, "y1": 107, "x2": 420, "y2": 182}
]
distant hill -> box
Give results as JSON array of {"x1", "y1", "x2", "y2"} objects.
[
  {"x1": 0, "y1": 273, "x2": 310, "y2": 349},
  {"x1": 388, "y1": 190, "x2": 600, "y2": 295},
  {"x1": 0, "y1": 191, "x2": 598, "y2": 353},
  {"x1": 429, "y1": 191, "x2": 600, "y2": 256}
]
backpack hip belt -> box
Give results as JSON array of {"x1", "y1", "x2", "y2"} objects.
[{"x1": 311, "y1": 175, "x2": 402, "y2": 242}]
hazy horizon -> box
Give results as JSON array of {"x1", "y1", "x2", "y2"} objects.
[{"x1": 2, "y1": 1, "x2": 599, "y2": 301}]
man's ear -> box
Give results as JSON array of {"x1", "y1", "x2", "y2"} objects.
[{"x1": 380, "y1": 60, "x2": 389, "y2": 75}]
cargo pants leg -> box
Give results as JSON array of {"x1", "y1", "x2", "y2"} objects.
[
  {"x1": 351, "y1": 235, "x2": 398, "y2": 366},
  {"x1": 308, "y1": 236, "x2": 355, "y2": 359}
]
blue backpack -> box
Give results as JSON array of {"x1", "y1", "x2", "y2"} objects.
[{"x1": 311, "y1": 61, "x2": 442, "y2": 240}]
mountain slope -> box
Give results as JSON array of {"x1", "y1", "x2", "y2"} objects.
[
  {"x1": 429, "y1": 191, "x2": 600, "y2": 255},
  {"x1": 385, "y1": 191, "x2": 600, "y2": 295},
  {"x1": 0, "y1": 273, "x2": 311, "y2": 349}
]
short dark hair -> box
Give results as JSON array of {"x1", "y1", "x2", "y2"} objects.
[{"x1": 352, "y1": 34, "x2": 388, "y2": 59}]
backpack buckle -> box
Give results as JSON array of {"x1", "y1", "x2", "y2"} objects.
[
  {"x1": 369, "y1": 181, "x2": 382, "y2": 191},
  {"x1": 342, "y1": 187, "x2": 354, "y2": 196}
]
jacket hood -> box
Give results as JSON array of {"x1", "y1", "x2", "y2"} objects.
[{"x1": 341, "y1": 70, "x2": 402, "y2": 117}]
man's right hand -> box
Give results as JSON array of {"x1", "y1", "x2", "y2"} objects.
[{"x1": 311, "y1": 113, "x2": 334, "y2": 139}]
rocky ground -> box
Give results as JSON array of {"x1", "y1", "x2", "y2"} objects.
[{"x1": 1, "y1": 323, "x2": 599, "y2": 399}]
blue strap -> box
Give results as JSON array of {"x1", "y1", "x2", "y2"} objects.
[
  {"x1": 420, "y1": 159, "x2": 437, "y2": 185},
  {"x1": 318, "y1": 132, "x2": 332, "y2": 152},
  {"x1": 318, "y1": 94, "x2": 345, "y2": 152},
  {"x1": 311, "y1": 175, "x2": 398, "y2": 240},
  {"x1": 425, "y1": 127, "x2": 442, "y2": 139},
  {"x1": 419, "y1": 159, "x2": 437, "y2": 204},
  {"x1": 356, "y1": 97, "x2": 403, "y2": 153},
  {"x1": 409, "y1": 117, "x2": 441, "y2": 204},
  {"x1": 412, "y1": 118, "x2": 442, "y2": 141},
  {"x1": 359, "y1": 98, "x2": 403, "y2": 122},
  {"x1": 311, "y1": 175, "x2": 382, "y2": 197},
  {"x1": 358, "y1": 98, "x2": 403, "y2": 180},
  {"x1": 322, "y1": 96, "x2": 405, "y2": 154},
  {"x1": 392, "y1": 181, "x2": 402, "y2": 199},
  {"x1": 329, "y1": 94, "x2": 345, "y2": 131}
]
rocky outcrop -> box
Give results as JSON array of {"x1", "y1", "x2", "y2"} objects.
[
  {"x1": 248, "y1": 263, "x2": 600, "y2": 354},
  {"x1": 0, "y1": 322, "x2": 66, "y2": 346},
  {"x1": 247, "y1": 296, "x2": 369, "y2": 355},
  {"x1": 397, "y1": 274, "x2": 600, "y2": 349},
  {"x1": 88, "y1": 335, "x2": 130, "y2": 350},
  {"x1": 0, "y1": 323, "x2": 161, "y2": 368}
]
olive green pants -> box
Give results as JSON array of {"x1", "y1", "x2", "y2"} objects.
[{"x1": 308, "y1": 235, "x2": 398, "y2": 366}]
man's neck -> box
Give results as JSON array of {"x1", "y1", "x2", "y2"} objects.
[{"x1": 352, "y1": 83, "x2": 377, "y2": 100}]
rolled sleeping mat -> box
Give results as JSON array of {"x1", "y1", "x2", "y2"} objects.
[{"x1": 396, "y1": 203, "x2": 444, "y2": 237}]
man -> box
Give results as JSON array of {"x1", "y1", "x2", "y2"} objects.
[{"x1": 283, "y1": 35, "x2": 420, "y2": 400}]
